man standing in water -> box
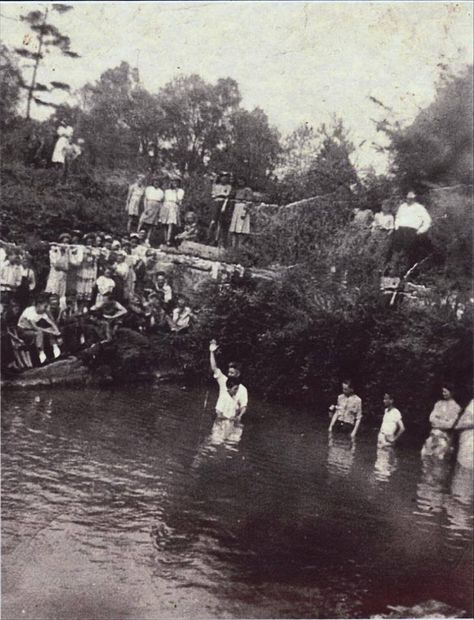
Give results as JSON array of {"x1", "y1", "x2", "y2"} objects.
[
  {"x1": 328, "y1": 379, "x2": 363, "y2": 439},
  {"x1": 209, "y1": 340, "x2": 248, "y2": 421}
]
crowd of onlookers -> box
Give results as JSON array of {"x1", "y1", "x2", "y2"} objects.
[
  {"x1": 126, "y1": 171, "x2": 256, "y2": 249},
  {"x1": 0, "y1": 227, "x2": 241, "y2": 373}
]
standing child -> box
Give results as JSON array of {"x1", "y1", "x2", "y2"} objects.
[
  {"x1": 125, "y1": 174, "x2": 145, "y2": 233},
  {"x1": 377, "y1": 393, "x2": 405, "y2": 447},
  {"x1": 94, "y1": 267, "x2": 116, "y2": 306}
]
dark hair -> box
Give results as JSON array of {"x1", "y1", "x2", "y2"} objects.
[
  {"x1": 229, "y1": 361, "x2": 241, "y2": 372},
  {"x1": 342, "y1": 379, "x2": 354, "y2": 389},
  {"x1": 36, "y1": 293, "x2": 50, "y2": 305},
  {"x1": 227, "y1": 377, "x2": 240, "y2": 390},
  {"x1": 441, "y1": 382, "x2": 455, "y2": 395},
  {"x1": 384, "y1": 392, "x2": 395, "y2": 402}
]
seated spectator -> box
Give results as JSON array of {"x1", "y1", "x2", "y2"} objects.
[
  {"x1": 17, "y1": 293, "x2": 62, "y2": 365},
  {"x1": 122, "y1": 294, "x2": 147, "y2": 332},
  {"x1": 372, "y1": 201, "x2": 395, "y2": 233},
  {"x1": 3, "y1": 299, "x2": 33, "y2": 370},
  {"x1": 58, "y1": 294, "x2": 84, "y2": 354},
  {"x1": 352, "y1": 207, "x2": 374, "y2": 229},
  {"x1": 143, "y1": 291, "x2": 167, "y2": 332},
  {"x1": 94, "y1": 267, "x2": 116, "y2": 306},
  {"x1": 153, "y1": 271, "x2": 173, "y2": 308},
  {"x1": 166, "y1": 295, "x2": 192, "y2": 333},
  {"x1": 90, "y1": 293, "x2": 127, "y2": 341},
  {"x1": 175, "y1": 211, "x2": 199, "y2": 244},
  {"x1": 48, "y1": 293, "x2": 62, "y2": 323}
]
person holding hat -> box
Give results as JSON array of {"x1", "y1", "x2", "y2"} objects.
[
  {"x1": 387, "y1": 191, "x2": 432, "y2": 274},
  {"x1": 125, "y1": 174, "x2": 146, "y2": 233},
  {"x1": 138, "y1": 176, "x2": 164, "y2": 244},
  {"x1": 160, "y1": 177, "x2": 185, "y2": 245}
]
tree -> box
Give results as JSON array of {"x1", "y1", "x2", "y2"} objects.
[
  {"x1": 0, "y1": 45, "x2": 22, "y2": 128},
  {"x1": 78, "y1": 62, "x2": 163, "y2": 168},
  {"x1": 305, "y1": 119, "x2": 359, "y2": 196},
  {"x1": 15, "y1": 4, "x2": 79, "y2": 119},
  {"x1": 274, "y1": 118, "x2": 360, "y2": 204},
  {"x1": 212, "y1": 107, "x2": 281, "y2": 190},
  {"x1": 157, "y1": 75, "x2": 241, "y2": 174},
  {"x1": 373, "y1": 65, "x2": 473, "y2": 190}
]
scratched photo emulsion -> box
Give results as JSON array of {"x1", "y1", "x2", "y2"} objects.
[{"x1": 0, "y1": 2, "x2": 473, "y2": 619}]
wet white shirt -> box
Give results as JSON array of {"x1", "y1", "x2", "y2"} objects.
[
  {"x1": 214, "y1": 369, "x2": 248, "y2": 419},
  {"x1": 379, "y1": 407, "x2": 403, "y2": 438}
]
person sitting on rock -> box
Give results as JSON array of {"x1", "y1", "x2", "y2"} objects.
[
  {"x1": 153, "y1": 272, "x2": 173, "y2": 309},
  {"x1": 17, "y1": 293, "x2": 62, "y2": 365},
  {"x1": 90, "y1": 292, "x2": 127, "y2": 341},
  {"x1": 166, "y1": 295, "x2": 192, "y2": 333},
  {"x1": 175, "y1": 211, "x2": 199, "y2": 245}
]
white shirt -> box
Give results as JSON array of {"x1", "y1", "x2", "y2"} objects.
[
  {"x1": 395, "y1": 202, "x2": 432, "y2": 234},
  {"x1": 145, "y1": 186, "x2": 164, "y2": 202},
  {"x1": 18, "y1": 306, "x2": 53, "y2": 330},
  {"x1": 51, "y1": 136, "x2": 70, "y2": 164},
  {"x1": 372, "y1": 212, "x2": 394, "y2": 231},
  {"x1": 214, "y1": 369, "x2": 248, "y2": 419},
  {"x1": 164, "y1": 188, "x2": 184, "y2": 204},
  {"x1": 380, "y1": 407, "x2": 403, "y2": 438}
]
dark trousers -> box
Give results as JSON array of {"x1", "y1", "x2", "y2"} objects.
[{"x1": 386, "y1": 227, "x2": 429, "y2": 275}]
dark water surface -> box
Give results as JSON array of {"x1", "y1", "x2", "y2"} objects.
[{"x1": 2, "y1": 384, "x2": 473, "y2": 619}]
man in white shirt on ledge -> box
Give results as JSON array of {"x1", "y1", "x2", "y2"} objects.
[{"x1": 387, "y1": 191, "x2": 432, "y2": 273}]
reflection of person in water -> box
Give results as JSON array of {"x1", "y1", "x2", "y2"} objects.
[
  {"x1": 327, "y1": 434, "x2": 356, "y2": 478},
  {"x1": 373, "y1": 444, "x2": 399, "y2": 483}
]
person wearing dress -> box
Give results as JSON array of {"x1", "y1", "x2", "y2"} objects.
[
  {"x1": 454, "y1": 400, "x2": 473, "y2": 469},
  {"x1": 125, "y1": 175, "x2": 145, "y2": 233},
  {"x1": 138, "y1": 177, "x2": 164, "y2": 243},
  {"x1": 45, "y1": 244, "x2": 69, "y2": 308},
  {"x1": 421, "y1": 385, "x2": 462, "y2": 460},
  {"x1": 229, "y1": 177, "x2": 253, "y2": 249},
  {"x1": 160, "y1": 178, "x2": 185, "y2": 245}
]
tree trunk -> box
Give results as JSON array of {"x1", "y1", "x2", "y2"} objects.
[{"x1": 25, "y1": 7, "x2": 48, "y2": 119}]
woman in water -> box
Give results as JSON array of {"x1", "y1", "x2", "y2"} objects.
[{"x1": 421, "y1": 384, "x2": 461, "y2": 460}]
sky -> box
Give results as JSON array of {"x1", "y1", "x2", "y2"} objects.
[{"x1": 2, "y1": 1, "x2": 473, "y2": 173}]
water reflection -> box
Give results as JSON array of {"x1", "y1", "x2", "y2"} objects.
[
  {"x1": 327, "y1": 434, "x2": 355, "y2": 478},
  {"x1": 192, "y1": 418, "x2": 243, "y2": 469},
  {"x1": 1, "y1": 387, "x2": 473, "y2": 619},
  {"x1": 446, "y1": 465, "x2": 474, "y2": 535},
  {"x1": 373, "y1": 444, "x2": 399, "y2": 483}
]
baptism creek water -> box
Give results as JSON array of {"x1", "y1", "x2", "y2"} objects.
[{"x1": 1, "y1": 384, "x2": 473, "y2": 619}]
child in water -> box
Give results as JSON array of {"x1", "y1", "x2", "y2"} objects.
[{"x1": 377, "y1": 392, "x2": 405, "y2": 447}]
